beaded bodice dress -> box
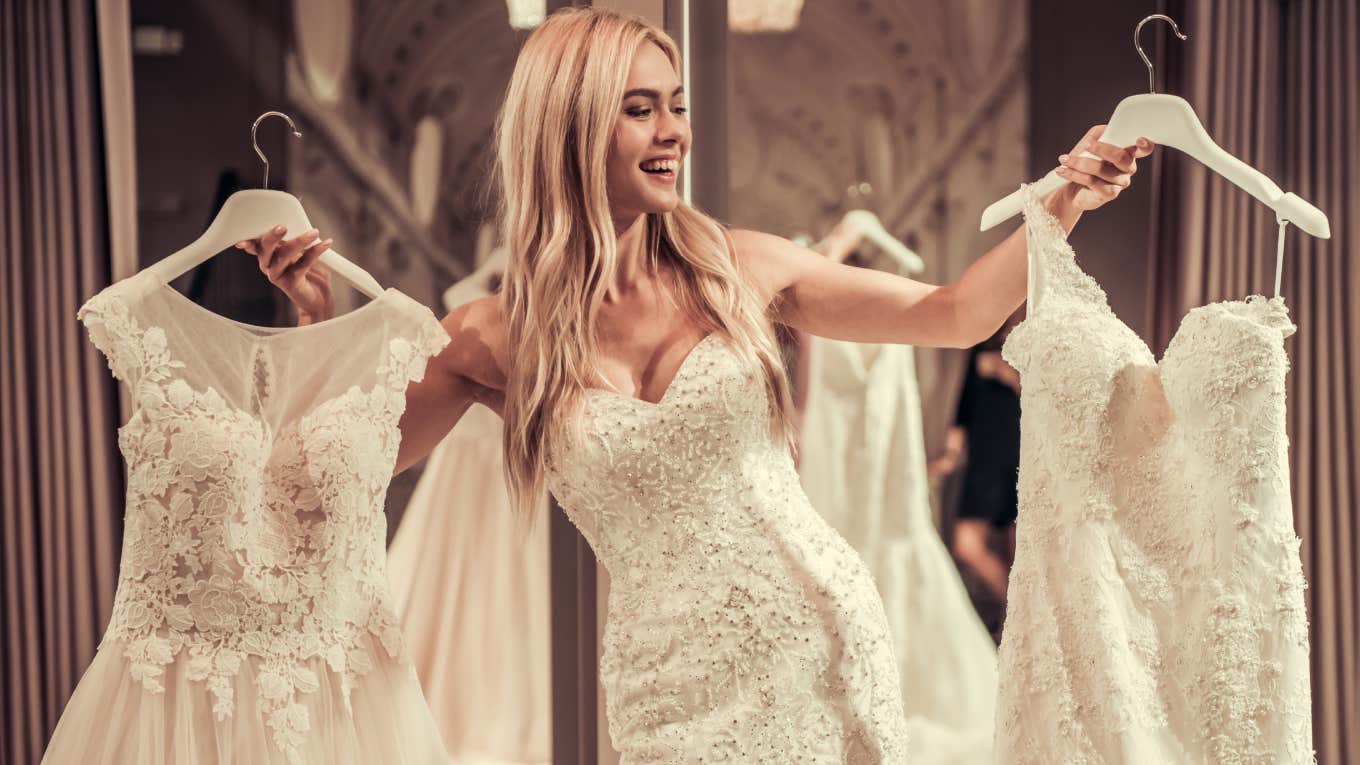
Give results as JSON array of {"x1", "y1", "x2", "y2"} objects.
[{"x1": 547, "y1": 333, "x2": 911, "y2": 763}]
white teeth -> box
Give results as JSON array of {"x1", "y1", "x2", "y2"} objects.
[{"x1": 641, "y1": 159, "x2": 678, "y2": 172}]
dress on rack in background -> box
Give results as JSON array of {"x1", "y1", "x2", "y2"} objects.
[
  {"x1": 997, "y1": 184, "x2": 1312, "y2": 764},
  {"x1": 45, "y1": 270, "x2": 451, "y2": 764},
  {"x1": 387, "y1": 385, "x2": 551, "y2": 763},
  {"x1": 800, "y1": 335, "x2": 998, "y2": 764}
]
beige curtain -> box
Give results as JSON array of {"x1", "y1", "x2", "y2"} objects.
[
  {"x1": 0, "y1": 0, "x2": 126, "y2": 761},
  {"x1": 1149, "y1": 2, "x2": 1358, "y2": 762}
]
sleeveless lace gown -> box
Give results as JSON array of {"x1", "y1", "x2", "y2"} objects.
[
  {"x1": 997, "y1": 185, "x2": 1312, "y2": 764},
  {"x1": 546, "y1": 333, "x2": 910, "y2": 763},
  {"x1": 45, "y1": 271, "x2": 452, "y2": 764}
]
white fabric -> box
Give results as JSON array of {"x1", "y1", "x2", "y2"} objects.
[
  {"x1": 997, "y1": 184, "x2": 1312, "y2": 764},
  {"x1": 387, "y1": 402, "x2": 551, "y2": 764},
  {"x1": 46, "y1": 270, "x2": 451, "y2": 764},
  {"x1": 546, "y1": 333, "x2": 909, "y2": 763},
  {"x1": 799, "y1": 336, "x2": 997, "y2": 764}
]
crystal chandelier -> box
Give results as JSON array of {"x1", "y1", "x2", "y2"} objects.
[{"x1": 729, "y1": 0, "x2": 804, "y2": 32}]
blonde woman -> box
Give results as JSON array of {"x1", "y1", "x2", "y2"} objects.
[{"x1": 241, "y1": 8, "x2": 1151, "y2": 761}]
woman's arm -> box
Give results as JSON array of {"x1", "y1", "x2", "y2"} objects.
[
  {"x1": 739, "y1": 126, "x2": 1153, "y2": 349},
  {"x1": 395, "y1": 297, "x2": 508, "y2": 474}
]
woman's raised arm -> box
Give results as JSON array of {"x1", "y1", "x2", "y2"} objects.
[{"x1": 736, "y1": 126, "x2": 1154, "y2": 349}]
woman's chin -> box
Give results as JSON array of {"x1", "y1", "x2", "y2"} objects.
[{"x1": 646, "y1": 192, "x2": 681, "y2": 214}]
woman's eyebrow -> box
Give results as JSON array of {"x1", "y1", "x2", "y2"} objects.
[{"x1": 622, "y1": 87, "x2": 686, "y2": 99}]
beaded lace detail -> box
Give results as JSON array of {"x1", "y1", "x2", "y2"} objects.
[
  {"x1": 77, "y1": 275, "x2": 449, "y2": 763},
  {"x1": 546, "y1": 334, "x2": 910, "y2": 763},
  {"x1": 996, "y1": 185, "x2": 1312, "y2": 764}
]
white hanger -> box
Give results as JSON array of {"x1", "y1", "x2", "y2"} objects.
[
  {"x1": 443, "y1": 247, "x2": 507, "y2": 311},
  {"x1": 840, "y1": 209, "x2": 926, "y2": 274},
  {"x1": 145, "y1": 111, "x2": 385, "y2": 298},
  {"x1": 979, "y1": 15, "x2": 1331, "y2": 242}
]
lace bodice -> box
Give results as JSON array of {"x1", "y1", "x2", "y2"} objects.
[
  {"x1": 546, "y1": 333, "x2": 910, "y2": 762},
  {"x1": 77, "y1": 272, "x2": 449, "y2": 761},
  {"x1": 996, "y1": 185, "x2": 1312, "y2": 764}
]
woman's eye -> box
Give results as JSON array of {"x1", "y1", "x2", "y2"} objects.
[
  {"x1": 673, "y1": 107, "x2": 688, "y2": 116},
  {"x1": 627, "y1": 108, "x2": 653, "y2": 118}
]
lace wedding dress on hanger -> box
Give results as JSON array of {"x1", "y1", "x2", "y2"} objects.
[
  {"x1": 996, "y1": 184, "x2": 1312, "y2": 764},
  {"x1": 44, "y1": 270, "x2": 451, "y2": 764}
]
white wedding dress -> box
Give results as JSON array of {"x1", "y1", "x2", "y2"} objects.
[
  {"x1": 546, "y1": 333, "x2": 910, "y2": 763},
  {"x1": 45, "y1": 270, "x2": 451, "y2": 764},
  {"x1": 997, "y1": 185, "x2": 1312, "y2": 764},
  {"x1": 799, "y1": 336, "x2": 996, "y2": 763},
  {"x1": 387, "y1": 281, "x2": 551, "y2": 765}
]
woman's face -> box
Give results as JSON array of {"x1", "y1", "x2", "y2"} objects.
[{"x1": 605, "y1": 42, "x2": 689, "y2": 224}]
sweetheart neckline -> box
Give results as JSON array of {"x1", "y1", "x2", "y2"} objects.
[
  {"x1": 1006, "y1": 289, "x2": 1289, "y2": 372},
  {"x1": 583, "y1": 333, "x2": 721, "y2": 407},
  {"x1": 1008, "y1": 186, "x2": 1291, "y2": 368}
]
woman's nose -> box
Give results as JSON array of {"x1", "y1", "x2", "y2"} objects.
[{"x1": 655, "y1": 108, "x2": 687, "y2": 144}]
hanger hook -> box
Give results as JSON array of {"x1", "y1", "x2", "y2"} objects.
[
  {"x1": 1135, "y1": 14, "x2": 1188, "y2": 95},
  {"x1": 251, "y1": 111, "x2": 302, "y2": 190}
]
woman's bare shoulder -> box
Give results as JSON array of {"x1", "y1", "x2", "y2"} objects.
[
  {"x1": 437, "y1": 294, "x2": 509, "y2": 393},
  {"x1": 726, "y1": 227, "x2": 803, "y2": 304}
]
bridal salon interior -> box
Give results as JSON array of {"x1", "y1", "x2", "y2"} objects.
[{"x1": 3, "y1": 1, "x2": 1356, "y2": 763}]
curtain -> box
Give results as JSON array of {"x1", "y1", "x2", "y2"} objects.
[
  {"x1": 0, "y1": 0, "x2": 126, "y2": 761},
  {"x1": 1149, "y1": 2, "x2": 1358, "y2": 762}
]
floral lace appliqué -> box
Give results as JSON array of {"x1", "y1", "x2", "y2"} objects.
[
  {"x1": 546, "y1": 334, "x2": 910, "y2": 763},
  {"x1": 996, "y1": 184, "x2": 1312, "y2": 764},
  {"x1": 77, "y1": 284, "x2": 448, "y2": 764}
]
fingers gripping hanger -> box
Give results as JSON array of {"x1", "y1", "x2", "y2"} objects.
[{"x1": 146, "y1": 111, "x2": 385, "y2": 298}]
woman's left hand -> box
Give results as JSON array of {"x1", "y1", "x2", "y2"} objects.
[{"x1": 1055, "y1": 124, "x2": 1156, "y2": 212}]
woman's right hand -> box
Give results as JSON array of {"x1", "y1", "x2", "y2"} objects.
[{"x1": 236, "y1": 225, "x2": 335, "y2": 324}]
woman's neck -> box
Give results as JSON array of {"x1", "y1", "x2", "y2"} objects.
[{"x1": 609, "y1": 213, "x2": 651, "y2": 299}]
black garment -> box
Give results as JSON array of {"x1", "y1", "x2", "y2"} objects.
[{"x1": 954, "y1": 343, "x2": 1021, "y2": 527}]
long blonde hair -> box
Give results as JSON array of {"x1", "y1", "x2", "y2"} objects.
[{"x1": 496, "y1": 7, "x2": 793, "y2": 514}]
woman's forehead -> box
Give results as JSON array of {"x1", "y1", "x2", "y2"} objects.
[{"x1": 625, "y1": 43, "x2": 681, "y2": 93}]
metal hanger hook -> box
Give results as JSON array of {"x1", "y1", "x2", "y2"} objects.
[
  {"x1": 1135, "y1": 14, "x2": 1188, "y2": 95},
  {"x1": 251, "y1": 111, "x2": 302, "y2": 190}
]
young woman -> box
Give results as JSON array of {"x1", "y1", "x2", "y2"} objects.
[{"x1": 241, "y1": 8, "x2": 1152, "y2": 761}]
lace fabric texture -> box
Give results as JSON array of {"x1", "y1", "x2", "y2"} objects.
[
  {"x1": 996, "y1": 185, "x2": 1313, "y2": 764},
  {"x1": 44, "y1": 271, "x2": 451, "y2": 764},
  {"x1": 546, "y1": 333, "x2": 911, "y2": 763}
]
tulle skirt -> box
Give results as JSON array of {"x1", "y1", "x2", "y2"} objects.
[{"x1": 42, "y1": 633, "x2": 450, "y2": 764}]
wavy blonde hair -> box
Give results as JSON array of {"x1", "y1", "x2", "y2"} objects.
[{"x1": 496, "y1": 7, "x2": 794, "y2": 514}]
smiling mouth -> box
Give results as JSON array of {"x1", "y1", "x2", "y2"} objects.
[{"x1": 640, "y1": 158, "x2": 679, "y2": 177}]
